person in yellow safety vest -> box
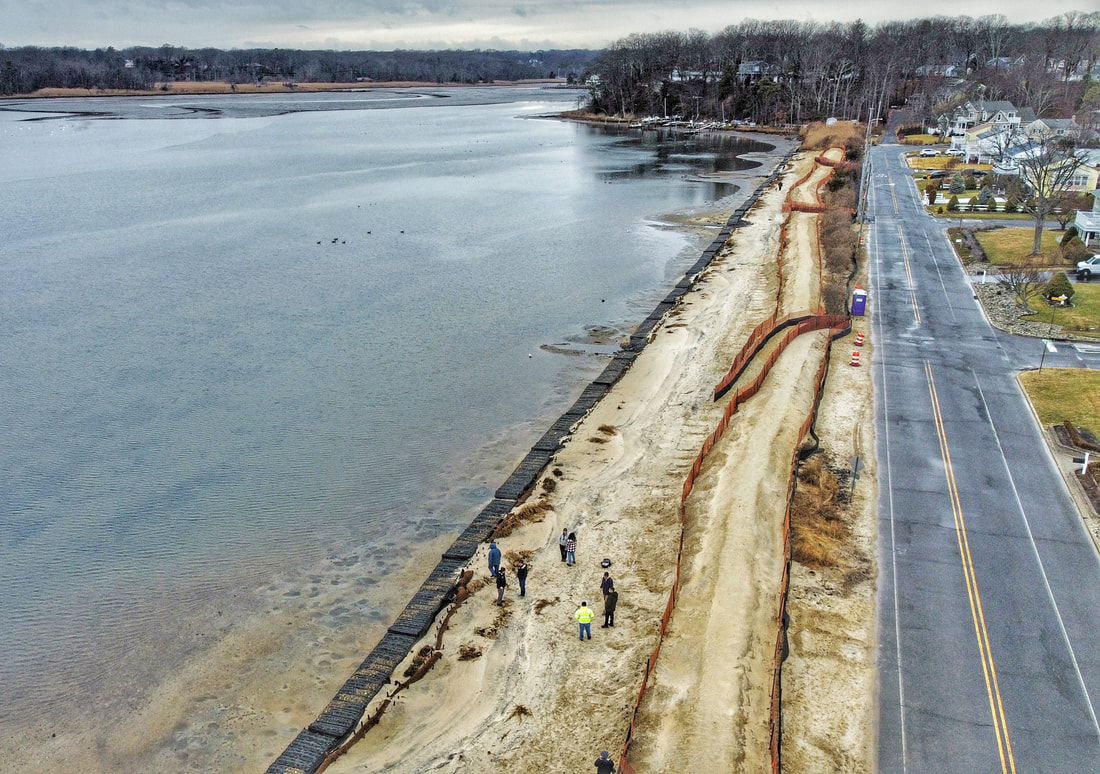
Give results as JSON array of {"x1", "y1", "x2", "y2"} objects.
[{"x1": 575, "y1": 601, "x2": 595, "y2": 640}]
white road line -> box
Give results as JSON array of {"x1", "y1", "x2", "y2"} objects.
[{"x1": 869, "y1": 166, "x2": 909, "y2": 772}]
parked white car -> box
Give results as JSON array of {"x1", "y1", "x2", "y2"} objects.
[
  {"x1": 918, "y1": 148, "x2": 941, "y2": 157},
  {"x1": 1076, "y1": 255, "x2": 1100, "y2": 279},
  {"x1": 945, "y1": 148, "x2": 965, "y2": 156}
]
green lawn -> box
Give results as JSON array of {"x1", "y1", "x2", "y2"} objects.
[
  {"x1": 1024, "y1": 282, "x2": 1100, "y2": 338},
  {"x1": 1019, "y1": 368, "x2": 1100, "y2": 436},
  {"x1": 974, "y1": 227, "x2": 1069, "y2": 266}
]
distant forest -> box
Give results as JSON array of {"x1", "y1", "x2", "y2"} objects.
[
  {"x1": 584, "y1": 14, "x2": 1100, "y2": 127},
  {"x1": 0, "y1": 45, "x2": 598, "y2": 96},
  {"x1": 3, "y1": 13, "x2": 1098, "y2": 131}
]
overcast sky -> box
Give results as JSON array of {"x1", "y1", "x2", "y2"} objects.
[{"x1": 0, "y1": 1, "x2": 1091, "y2": 51}]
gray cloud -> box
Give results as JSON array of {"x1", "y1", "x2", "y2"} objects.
[{"x1": 0, "y1": 0, "x2": 1091, "y2": 51}]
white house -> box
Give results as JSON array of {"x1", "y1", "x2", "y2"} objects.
[
  {"x1": 1074, "y1": 189, "x2": 1100, "y2": 246},
  {"x1": 943, "y1": 99, "x2": 1027, "y2": 140}
]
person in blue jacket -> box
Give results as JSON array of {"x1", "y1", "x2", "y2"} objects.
[{"x1": 488, "y1": 542, "x2": 501, "y2": 577}]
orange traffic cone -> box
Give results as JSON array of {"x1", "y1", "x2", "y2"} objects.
[
  {"x1": 850, "y1": 351, "x2": 861, "y2": 366},
  {"x1": 854, "y1": 332, "x2": 865, "y2": 346}
]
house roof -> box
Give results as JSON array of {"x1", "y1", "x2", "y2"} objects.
[
  {"x1": 1037, "y1": 118, "x2": 1078, "y2": 130},
  {"x1": 1075, "y1": 148, "x2": 1100, "y2": 167}
]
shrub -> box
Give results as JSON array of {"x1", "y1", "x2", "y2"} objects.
[
  {"x1": 968, "y1": 195, "x2": 979, "y2": 212},
  {"x1": 1004, "y1": 199, "x2": 1018, "y2": 213},
  {"x1": 1063, "y1": 236, "x2": 1090, "y2": 263},
  {"x1": 925, "y1": 181, "x2": 939, "y2": 205},
  {"x1": 1046, "y1": 271, "x2": 1075, "y2": 300},
  {"x1": 947, "y1": 195, "x2": 959, "y2": 212},
  {"x1": 963, "y1": 172, "x2": 977, "y2": 189},
  {"x1": 949, "y1": 171, "x2": 966, "y2": 194}
]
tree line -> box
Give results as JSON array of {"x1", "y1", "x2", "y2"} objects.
[
  {"x1": 0, "y1": 45, "x2": 598, "y2": 96},
  {"x1": 583, "y1": 13, "x2": 1100, "y2": 126}
]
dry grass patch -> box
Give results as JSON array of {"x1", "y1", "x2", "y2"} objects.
[
  {"x1": 403, "y1": 646, "x2": 436, "y2": 678},
  {"x1": 504, "y1": 549, "x2": 533, "y2": 566},
  {"x1": 457, "y1": 644, "x2": 483, "y2": 661},
  {"x1": 801, "y1": 120, "x2": 863, "y2": 150},
  {"x1": 507, "y1": 704, "x2": 532, "y2": 722},
  {"x1": 533, "y1": 597, "x2": 559, "y2": 615},
  {"x1": 493, "y1": 498, "x2": 553, "y2": 538},
  {"x1": 790, "y1": 455, "x2": 848, "y2": 568}
]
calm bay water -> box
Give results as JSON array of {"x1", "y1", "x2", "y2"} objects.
[{"x1": 0, "y1": 87, "x2": 773, "y2": 724}]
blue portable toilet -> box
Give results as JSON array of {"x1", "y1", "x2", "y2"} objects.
[{"x1": 851, "y1": 287, "x2": 868, "y2": 316}]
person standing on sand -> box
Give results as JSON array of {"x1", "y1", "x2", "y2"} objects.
[
  {"x1": 495, "y1": 567, "x2": 507, "y2": 606},
  {"x1": 559, "y1": 528, "x2": 569, "y2": 562},
  {"x1": 575, "y1": 601, "x2": 594, "y2": 640},
  {"x1": 600, "y1": 571, "x2": 613, "y2": 600},
  {"x1": 602, "y1": 586, "x2": 618, "y2": 628},
  {"x1": 565, "y1": 531, "x2": 577, "y2": 566},
  {"x1": 488, "y1": 542, "x2": 501, "y2": 577},
  {"x1": 595, "y1": 750, "x2": 615, "y2": 773},
  {"x1": 516, "y1": 560, "x2": 528, "y2": 597}
]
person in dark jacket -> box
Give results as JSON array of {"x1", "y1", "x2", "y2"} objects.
[
  {"x1": 516, "y1": 560, "x2": 528, "y2": 597},
  {"x1": 602, "y1": 586, "x2": 618, "y2": 627},
  {"x1": 595, "y1": 750, "x2": 615, "y2": 773},
  {"x1": 600, "y1": 571, "x2": 613, "y2": 600},
  {"x1": 488, "y1": 542, "x2": 501, "y2": 577},
  {"x1": 558, "y1": 528, "x2": 569, "y2": 562},
  {"x1": 565, "y1": 532, "x2": 577, "y2": 566},
  {"x1": 495, "y1": 568, "x2": 507, "y2": 606}
]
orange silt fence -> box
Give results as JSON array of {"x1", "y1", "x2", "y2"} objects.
[{"x1": 618, "y1": 313, "x2": 849, "y2": 774}]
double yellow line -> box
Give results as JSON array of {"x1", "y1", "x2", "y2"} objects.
[
  {"x1": 896, "y1": 224, "x2": 921, "y2": 325},
  {"x1": 925, "y1": 361, "x2": 1016, "y2": 773}
]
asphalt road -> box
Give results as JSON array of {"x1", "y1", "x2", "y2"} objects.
[{"x1": 866, "y1": 139, "x2": 1100, "y2": 772}]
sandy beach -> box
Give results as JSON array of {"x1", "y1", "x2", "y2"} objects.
[{"x1": 311, "y1": 142, "x2": 877, "y2": 773}]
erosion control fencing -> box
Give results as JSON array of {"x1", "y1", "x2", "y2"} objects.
[
  {"x1": 265, "y1": 147, "x2": 798, "y2": 774},
  {"x1": 618, "y1": 311, "x2": 850, "y2": 774}
]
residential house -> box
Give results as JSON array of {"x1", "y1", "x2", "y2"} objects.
[
  {"x1": 1074, "y1": 189, "x2": 1100, "y2": 247},
  {"x1": 737, "y1": 60, "x2": 783, "y2": 83},
  {"x1": 958, "y1": 123, "x2": 1020, "y2": 163},
  {"x1": 1026, "y1": 117, "x2": 1079, "y2": 140},
  {"x1": 943, "y1": 99, "x2": 1027, "y2": 139}
]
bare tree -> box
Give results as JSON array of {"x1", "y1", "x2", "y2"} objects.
[
  {"x1": 1013, "y1": 129, "x2": 1085, "y2": 255},
  {"x1": 997, "y1": 267, "x2": 1046, "y2": 308}
]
